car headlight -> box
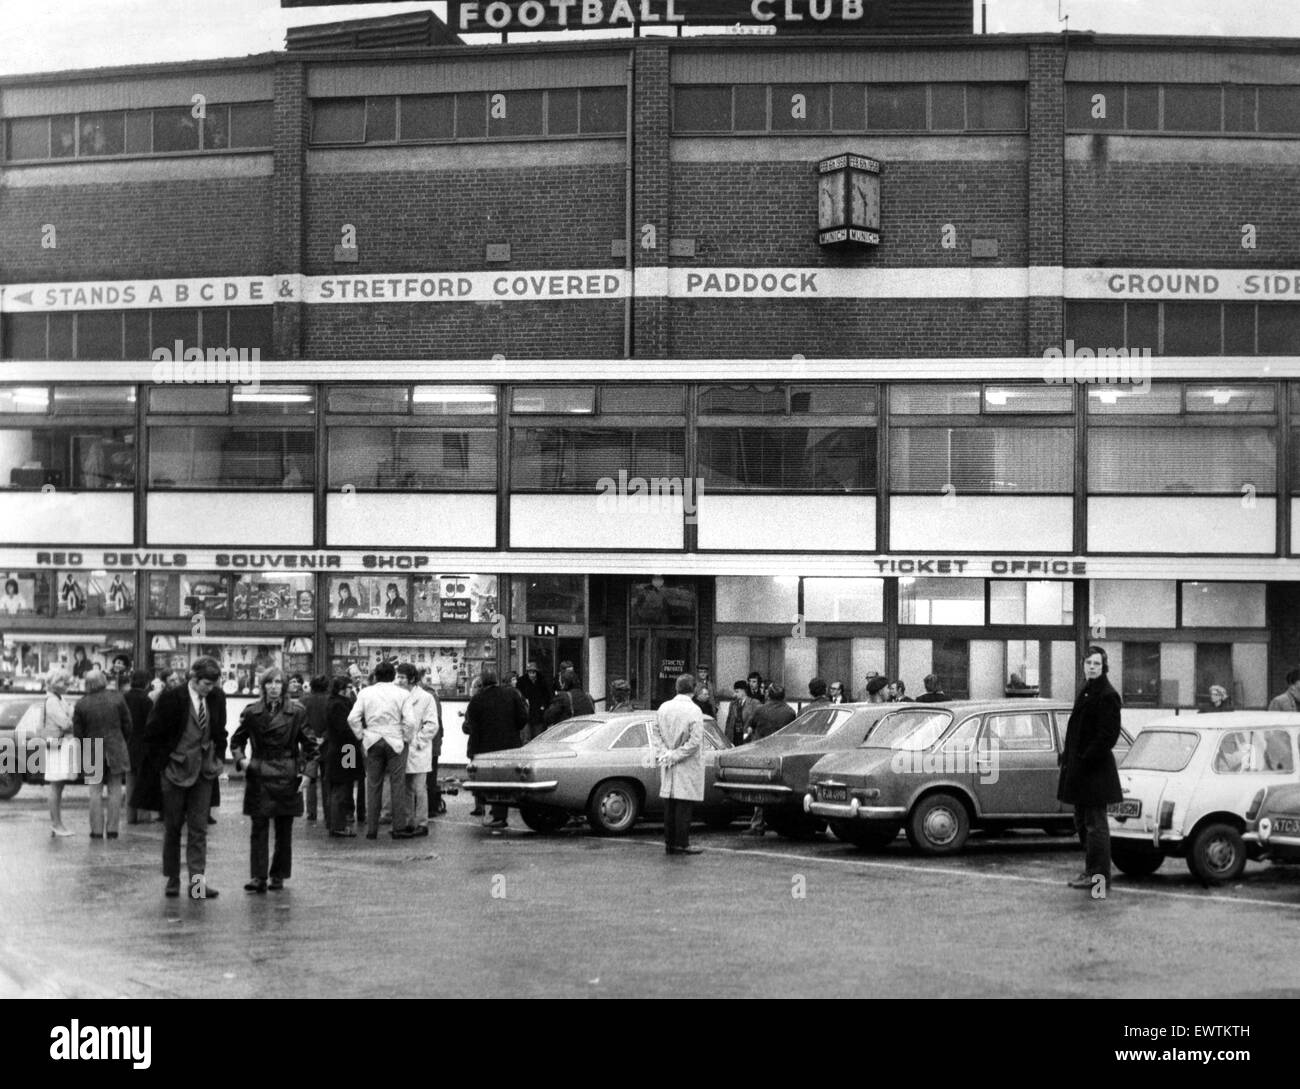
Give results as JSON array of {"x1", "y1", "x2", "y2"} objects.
[{"x1": 1258, "y1": 817, "x2": 1272, "y2": 841}]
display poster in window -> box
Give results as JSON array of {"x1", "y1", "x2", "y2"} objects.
[
  {"x1": 0, "y1": 571, "x2": 51, "y2": 617},
  {"x1": 411, "y1": 573, "x2": 498, "y2": 623},
  {"x1": 55, "y1": 569, "x2": 134, "y2": 617},
  {"x1": 181, "y1": 574, "x2": 232, "y2": 619},
  {"x1": 329, "y1": 576, "x2": 408, "y2": 620},
  {"x1": 233, "y1": 574, "x2": 314, "y2": 621}
]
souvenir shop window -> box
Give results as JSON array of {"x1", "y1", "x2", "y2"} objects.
[
  {"x1": 231, "y1": 574, "x2": 315, "y2": 622},
  {"x1": 411, "y1": 574, "x2": 499, "y2": 624},
  {"x1": 150, "y1": 638, "x2": 304, "y2": 695},
  {"x1": 0, "y1": 571, "x2": 54, "y2": 617},
  {"x1": 0, "y1": 636, "x2": 134, "y2": 690},
  {"x1": 147, "y1": 572, "x2": 235, "y2": 619},
  {"x1": 328, "y1": 637, "x2": 496, "y2": 698},
  {"x1": 511, "y1": 575, "x2": 585, "y2": 625},
  {"x1": 327, "y1": 576, "x2": 411, "y2": 621},
  {"x1": 53, "y1": 570, "x2": 135, "y2": 617}
]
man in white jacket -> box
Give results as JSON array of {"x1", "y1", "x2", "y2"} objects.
[
  {"x1": 651, "y1": 673, "x2": 706, "y2": 855},
  {"x1": 397, "y1": 663, "x2": 440, "y2": 836},
  {"x1": 347, "y1": 660, "x2": 415, "y2": 840}
]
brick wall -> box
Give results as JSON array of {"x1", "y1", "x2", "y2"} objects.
[
  {"x1": 632, "y1": 41, "x2": 670, "y2": 358},
  {"x1": 1027, "y1": 41, "x2": 1065, "y2": 356}
]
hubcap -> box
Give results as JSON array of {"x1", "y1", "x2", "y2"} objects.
[
  {"x1": 924, "y1": 806, "x2": 958, "y2": 845},
  {"x1": 1206, "y1": 836, "x2": 1237, "y2": 873},
  {"x1": 602, "y1": 791, "x2": 630, "y2": 826}
]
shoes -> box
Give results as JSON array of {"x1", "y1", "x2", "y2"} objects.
[
  {"x1": 379, "y1": 815, "x2": 392, "y2": 826},
  {"x1": 470, "y1": 807, "x2": 485, "y2": 817},
  {"x1": 268, "y1": 877, "x2": 284, "y2": 891},
  {"x1": 329, "y1": 830, "x2": 357, "y2": 838},
  {"x1": 365, "y1": 832, "x2": 378, "y2": 840},
  {"x1": 411, "y1": 826, "x2": 429, "y2": 837},
  {"x1": 50, "y1": 826, "x2": 73, "y2": 838},
  {"x1": 165, "y1": 878, "x2": 180, "y2": 898},
  {"x1": 485, "y1": 818, "x2": 508, "y2": 830},
  {"x1": 106, "y1": 831, "x2": 118, "y2": 839},
  {"x1": 244, "y1": 880, "x2": 268, "y2": 893},
  {"x1": 391, "y1": 828, "x2": 416, "y2": 839},
  {"x1": 1067, "y1": 873, "x2": 1093, "y2": 889},
  {"x1": 746, "y1": 827, "x2": 766, "y2": 837}
]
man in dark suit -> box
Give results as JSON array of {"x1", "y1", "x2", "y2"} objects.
[
  {"x1": 123, "y1": 670, "x2": 154, "y2": 824},
  {"x1": 465, "y1": 668, "x2": 527, "y2": 831},
  {"x1": 724, "y1": 680, "x2": 758, "y2": 746},
  {"x1": 516, "y1": 660, "x2": 553, "y2": 737},
  {"x1": 138, "y1": 657, "x2": 227, "y2": 899}
]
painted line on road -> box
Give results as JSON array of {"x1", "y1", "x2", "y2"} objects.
[{"x1": 616, "y1": 838, "x2": 1300, "y2": 912}]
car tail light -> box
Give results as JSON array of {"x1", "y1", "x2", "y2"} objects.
[
  {"x1": 516, "y1": 764, "x2": 534, "y2": 781},
  {"x1": 1245, "y1": 788, "x2": 1266, "y2": 821},
  {"x1": 1158, "y1": 801, "x2": 1175, "y2": 831},
  {"x1": 1258, "y1": 817, "x2": 1272, "y2": 842}
]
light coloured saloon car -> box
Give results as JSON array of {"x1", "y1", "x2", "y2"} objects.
[{"x1": 1108, "y1": 712, "x2": 1300, "y2": 884}]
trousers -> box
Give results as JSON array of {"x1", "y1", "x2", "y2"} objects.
[
  {"x1": 250, "y1": 814, "x2": 294, "y2": 880},
  {"x1": 664, "y1": 797, "x2": 693, "y2": 850},
  {"x1": 1073, "y1": 803, "x2": 1112, "y2": 882},
  {"x1": 365, "y1": 740, "x2": 409, "y2": 836},
  {"x1": 161, "y1": 776, "x2": 214, "y2": 880}
]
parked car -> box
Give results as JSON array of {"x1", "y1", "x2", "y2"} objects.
[
  {"x1": 805, "y1": 700, "x2": 1132, "y2": 854},
  {"x1": 714, "y1": 702, "x2": 898, "y2": 837},
  {"x1": 1110, "y1": 713, "x2": 1300, "y2": 884},
  {"x1": 1244, "y1": 783, "x2": 1300, "y2": 864},
  {"x1": 462, "y1": 711, "x2": 740, "y2": 835},
  {"x1": 0, "y1": 691, "x2": 74, "y2": 800}
]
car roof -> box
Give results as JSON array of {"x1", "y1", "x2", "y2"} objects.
[
  {"x1": 900, "y1": 699, "x2": 1074, "y2": 713},
  {"x1": 1137, "y1": 712, "x2": 1300, "y2": 730}
]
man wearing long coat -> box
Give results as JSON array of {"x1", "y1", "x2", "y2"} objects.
[{"x1": 651, "y1": 673, "x2": 705, "y2": 855}]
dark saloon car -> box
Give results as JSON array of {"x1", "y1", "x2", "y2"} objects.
[
  {"x1": 462, "y1": 711, "x2": 739, "y2": 835},
  {"x1": 806, "y1": 700, "x2": 1132, "y2": 854},
  {"x1": 713, "y1": 703, "x2": 900, "y2": 837},
  {"x1": 1244, "y1": 783, "x2": 1300, "y2": 865}
]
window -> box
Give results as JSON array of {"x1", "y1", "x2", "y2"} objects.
[
  {"x1": 0, "y1": 571, "x2": 54, "y2": 616},
  {"x1": 328, "y1": 576, "x2": 410, "y2": 621},
  {"x1": 0, "y1": 383, "x2": 135, "y2": 489},
  {"x1": 400, "y1": 95, "x2": 455, "y2": 140},
  {"x1": 1124, "y1": 730, "x2": 1199, "y2": 772},
  {"x1": 867, "y1": 84, "x2": 927, "y2": 129},
  {"x1": 1067, "y1": 301, "x2": 1300, "y2": 355},
  {"x1": 488, "y1": 90, "x2": 543, "y2": 138},
  {"x1": 1091, "y1": 580, "x2": 1176, "y2": 628},
  {"x1": 1212, "y1": 730, "x2": 1295, "y2": 774},
  {"x1": 511, "y1": 574, "x2": 585, "y2": 624},
  {"x1": 966, "y1": 83, "x2": 1025, "y2": 129},
  {"x1": 1088, "y1": 427, "x2": 1274, "y2": 495},
  {"x1": 612, "y1": 722, "x2": 649, "y2": 749},
  {"x1": 1067, "y1": 82, "x2": 1300, "y2": 134},
  {"x1": 148, "y1": 428, "x2": 313, "y2": 489},
  {"x1": 511, "y1": 427, "x2": 683, "y2": 490},
  {"x1": 803, "y1": 578, "x2": 884, "y2": 623},
  {"x1": 899, "y1": 578, "x2": 983, "y2": 625},
  {"x1": 5, "y1": 103, "x2": 271, "y2": 161},
  {"x1": 413, "y1": 574, "x2": 499, "y2": 623},
  {"x1": 989, "y1": 581, "x2": 1073, "y2": 625},
  {"x1": 1182, "y1": 583, "x2": 1265, "y2": 628},
  {"x1": 716, "y1": 576, "x2": 799, "y2": 623},
  {"x1": 699, "y1": 427, "x2": 872, "y2": 492},
  {"x1": 771, "y1": 84, "x2": 830, "y2": 131},
  {"x1": 1122, "y1": 642, "x2": 1161, "y2": 707},
  {"x1": 3, "y1": 309, "x2": 273, "y2": 362},
  {"x1": 985, "y1": 713, "x2": 1053, "y2": 752},
  {"x1": 890, "y1": 427, "x2": 1072, "y2": 494},
  {"x1": 511, "y1": 386, "x2": 595, "y2": 414},
  {"x1": 328, "y1": 427, "x2": 495, "y2": 490},
  {"x1": 313, "y1": 99, "x2": 365, "y2": 143},
  {"x1": 674, "y1": 85, "x2": 731, "y2": 132}
]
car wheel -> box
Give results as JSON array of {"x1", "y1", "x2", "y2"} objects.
[
  {"x1": 0, "y1": 770, "x2": 22, "y2": 801},
  {"x1": 906, "y1": 793, "x2": 971, "y2": 855},
  {"x1": 1186, "y1": 822, "x2": 1247, "y2": 885},
  {"x1": 1112, "y1": 844, "x2": 1164, "y2": 877},
  {"x1": 831, "y1": 821, "x2": 900, "y2": 851},
  {"x1": 586, "y1": 780, "x2": 641, "y2": 836},
  {"x1": 518, "y1": 803, "x2": 569, "y2": 834}
]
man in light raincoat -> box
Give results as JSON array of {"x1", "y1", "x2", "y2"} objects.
[{"x1": 651, "y1": 673, "x2": 705, "y2": 855}]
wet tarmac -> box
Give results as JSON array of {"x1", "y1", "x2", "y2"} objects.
[{"x1": 2, "y1": 783, "x2": 1300, "y2": 998}]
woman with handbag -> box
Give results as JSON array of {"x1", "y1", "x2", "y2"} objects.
[
  {"x1": 230, "y1": 668, "x2": 316, "y2": 892},
  {"x1": 42, "y1": 669, "x2": 77, "y2": 837}
]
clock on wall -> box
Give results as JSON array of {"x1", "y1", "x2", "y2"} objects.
[{"x1": 817, "y1": 153, "x2": 881, "y2": 247}]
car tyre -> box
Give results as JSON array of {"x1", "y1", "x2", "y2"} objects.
[
  {"x1": 906, "y1": 792, "x2": 970, "y2": 855},
  {"x1": 586, "y1": 780, "x2": 641, "y2": 836},
  {"x1": 1111, "y1": 843, "x2": 1164, "y2": 876},
  {"x1": 831, "y1": 820, "x2": 900, "y2": 851},
  {"x1": 0, "y1": 770, "x2": 22, "y2": 801},
  {"x1": 518, "y1": 803, "x2": 569, "y2": 834},
  {"x1": 1186, "y1": 822, "x2": 1247, "y2": 885}
]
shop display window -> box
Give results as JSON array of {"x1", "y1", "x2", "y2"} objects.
[
  {"x1": 328, "y1": 576, "x2": 410, "y2": 620},
  {"x1": 148, "y1": 573, "x2": 234, "y2": 619},
  {"x1": 54, "y1": 569, "x2": 135, "y2": 617},
  {"x1": 0, "y1": 636, "x2": 133, "y2": 690},
  {"x1": 0, "y1": 571, "x2": 54, "y2": 617},
  {"x1": 329, "y1": 637, "x2": 495, "y2": 697},
  {"x1": 411, "y1": 574, "x2": 499, "y2": 623}
]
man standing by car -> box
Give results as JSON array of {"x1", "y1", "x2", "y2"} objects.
[
  {"x1": 866, "y1": 676, "x2": 891, "y2": 703},
  {"x1": 744, "y1": 683, "x2": 797, "y2": 836},
  {"x1": 1058, "y1": 645, "x2": 1124, "y2": 895},
  {"x1": 651, "y1": 673, "x2": 705, "y2": 855},
  {"x1": 724, "y1": 679, "x2": 758, "y2": 746},
  {"x1": 805, "y1": 678, "x2": 830, "y2": 709},
  {"x1": 348, "y1": 660, "x2": 415, "y2": 840},
  {"x1": 465, "y1": 668, "x2": 527, "y2": 831},
  {"x1": 1268, "y1": 668, "x2": 1300, "y2": 712},
  {"x1": 516, "y1": 660, "x2": 552, "y2": 738}
]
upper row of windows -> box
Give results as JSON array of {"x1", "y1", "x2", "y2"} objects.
[
  {"x1": 3, "y1": 103, "x2": 273, "y2": 162},
  {"x1": 1066, "y1": 83, "x2": 1300, "y2": 134}
]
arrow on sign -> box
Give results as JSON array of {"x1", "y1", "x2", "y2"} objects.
[{"x1": 8, "y1": 290, "x2": 33, "y2": 306}]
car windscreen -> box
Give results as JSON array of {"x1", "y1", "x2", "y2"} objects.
[
  {"x1": 776, "y1": 707, "x2": 859, "y2": 738},
  {"x1": 1122, "y1": 730, "x2": 1199, "y2": 773},
  {"x1": 533, "y1": 718, "x2": 608, "y2": 745},
  {"x1": 862, "y1": 709, "x2": 953, "y2": 751}
]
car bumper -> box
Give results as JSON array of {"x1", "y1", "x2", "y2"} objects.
[
  {"x1": 462, "y1": 780, "x2": 559, "y2": 794},
  {"x1": 1109, "y1": 823, "x2": 1183, "y2": 848},
  {"x1": 1244, "y1": 831, "x2": 1300, "y2": 852},
  {"x1": 714, "y1": 782, "x2": 792, "y2": 806},
  {"x1": 805, "y1": 796, "x2": 906, "y2": 821}
]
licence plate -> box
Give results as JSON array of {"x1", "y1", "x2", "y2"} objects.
[
  {"x1": 728, "y1": 790, "x2": 774, "y2": 806},
  {"x1": 1108, "y1": 799, "x2": 1141, "y2": 818},
  {"x1": 1273, "y1": 817, "x2": 1300, "y2": 834},
  {"x1": 483, "y1": 792, "x2": 517, "y2": 804},
  {"x1": 820, "y1": 786, "x2": 848, "y2": 803}
]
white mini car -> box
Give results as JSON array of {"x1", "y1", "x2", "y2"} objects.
[{"x1": 1108, "y1": 712, "x2": 1300, "y2": 884}]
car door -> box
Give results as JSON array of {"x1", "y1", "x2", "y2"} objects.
[
  {"x1": 608, "y1": 719, "x2": 659, "y2": 812},
  {"x1": 975, "y1": 711, "x2": 1059, "y2": 817}
]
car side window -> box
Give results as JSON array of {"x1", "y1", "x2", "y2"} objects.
[
  {"x1": 700, "y1": 727, "x2": 722, "y2": 750},
  {"x1": 940, "y1": 715, "x2": 981, "y2": 753},
  {"x1": 1212, "y1": 730, "x2": 1296, "y2": 774},
  {"x1": 611, "y1": 722, "x2": 649, "y2": 749},
  {"x1": 984, "y1": 712, "x2": 1053, "y2": 752}
]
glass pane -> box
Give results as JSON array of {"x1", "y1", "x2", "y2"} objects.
[
  {"x1": 0, "y1": 427, "x2": 134, "y2": 488},
  {"x1": 698, "y1": 384, "x2": 785, "y2": 414},
  {"x1": 2, "y1": 315, "x2": 47, "y2": 360},
  {"x1": 967, "y1": 84, "x2": 1024, "y2": 130},
  {"x1": 804, "y1": 578, "x2": 884, "y2": 622},
  {"x1": 1259, "y1": 305, "x2": 1300, "y2": 354},
  {"x1": 1185, "y1": 385, "x2": 1275, "y2": 413},
  {"x1": 1088, "y1": 427, "x2": 1275, "y2": 494},
  {"x1": 733, "y1": 85, "x2": 767, "y2": 131},
  {"x1": 230, "y1": 102, "x2": 273, "y2": 148},
  {"x1": 152, "y1": 107, "x2": 201, "y2": 152},
  {"x1": 51, "y1": 386, "x2": 135, "y2": 414},
  {"x1": 698, "y1": 427, "x2": 873, "y2": 491},
  {"x1": 227, "y1": 307, "x2": 273, "y2": 356},
  {"x1": 75, "y1": 312, "x2": 122, "y2": 359},
  {"x1": 984, "y1": 384, "x2": 1072, "y2": 412},
  {"x1": 789, "y1": 384, "x2": 876, "y2": 415},
  {"x1": 514, "y1": 574, "x2": 585, "y2": 624},
  {"x1": 890, "y1": 427, "x2": 1073, "y2": 494},
  {"x1": 1163, "y1": 84, "x2": 1221, "y2": 132},
  {"x1": 51, "y1": 115, "x2": 75, "y2": 158},
  {"x1": 232, "y1": 573, "x2": 315, "y2": 621},
  {"x1": 150, "y1": 309, "x2": 199, "y2": 355},
  {"x1": 413, "y1": 385, "x2": 497, "y2": 415},
  {"x1": 674, "y1": 86, "x2": 730, "y2": 132},
  {"x1": 600, "y1": 385, "x2": 684, "y2": 414},
  {"x1": 547, "y1": 88, "x2": 578, "y2": 134},
  {"x1": 199, "y1": 308, "x2": 227, "y2": 349},
  {"x1": 1126, "y1": 84, "x2": 1159, "y2": 129},
  {"x1": 455, "y1": 93, "x2": 486, "y2": 138},
  {"x1": 771, "y1": 84, "x2": 830, "y2": 130},
  {"x1": 890, "y1": 385, "x2": 980, "y2": 414},
  {"x1": 510, "y1": 386, "x2": 594, "y2": 414},
  {"x1": 1065, "y1": 301, "x2": 1125, "y2": 352},
  {"x1": 203, "y1": 104, "x2": 229, "y2": 150},
  {"x1": 580, "y1": 87, "x2": 624, "y2": 134},
  {"x1": 487, "y1": 90, "x2": 543, "y2": 138},
  {"x1": 6, "y1": 116, "x2": 49, "y2": 159},
  {"x1": 148, "y1": 386, "x2": 229, "y2": 413},
  {"x1": 1181, "y1": 583, "x2": 1265, "y2": 628},
  {"x1": 397, "y1": 95, "x2": 453, "y2": 141},
  {"x1": 328, "y1": 575, "x2": 409, "y2": 620},
  {"x1": 1223, "y1": 304, "x2": 1255, "y2": 354},
  {"x1": 148, "y1": 427, "x2": 313, "y2": 488},
  {"x1": 930, "y1": 83, "x2": 964, "y2": 129},
  {"x1": 328, "y1": 386, "x2": 410, "y2": 413},
  {"x1": 898, "y1": 578, "x2": 983, "y2": 625},
  {"x1": 1128, "y1": 302, "x2": 1159, "y2": 352},
  {"x1": 867, "y1": 84, "x2": 926, "y2": 130},
  {"x1": 329, "y1": 427, "x2": 496, "y2": 489},
  {"x1": 312, "y1": 99, "x2": 365, "y2": 143},
  {"x1": 989, "y1": 581, "x2": 1072, "y2": 625},
  {"x1": 124, "y1": 311, "x2": 150, "y2": 359},
  {"x1": 831, "y1": 83, "x2": 865, "y2": 130},
  {"x1": 1066, "y1": 83, "x2": 1123, "y2": 129},
  {"x1": 511, "y1": 428, "x2": 682, "y2": 489},
  {"x1": 1259, "y1": 87, "x2": 1300, "y2": 133},
  {"x1": 1086, "y1": 383, "x2": 1183, "y2": 414},
  {"x1": 365, "y1": 97, "x2": 397, "y2": 142},
  {"x1": 0, "y1": 571, "x2": 53, "y2": 617},
  {"x1": 124, "y1": 110, "x2": 152, "y2": 153},
  {"x1": 1164, "y1": 303, "x2": 1221, "y2": 355},
  {"x1": 48, "y1": 314, "x2": 73, "y2": 360},
  {"x1": 1223, "y1": 86, "x2": 1256, "y2": 133},
  {"x1": 1121, "y1": 642, "x2": 1161, "y2": 707},
  {"x1": 79, "y1": 111, "x2": 125, "y2": 156},
  {"x1": 0, "y1": 387, "x2": 49, "y2": 413},
  {"x1": 716, "y1": 576, "x2": 798, "y2": 623},
  {"x1": 230, "y1": 385, "x2": 316, "y2": 415},
  {"x1": 1091, "y1": 580, "x2": 1176, "y2": 627}
]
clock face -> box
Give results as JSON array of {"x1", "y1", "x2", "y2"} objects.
[
  {"x1": 851, "y1": 172, "x2": 880, "y2": 230},
  {"x1": 818, "y1": 172, "x2": 846, "y2": 230}
]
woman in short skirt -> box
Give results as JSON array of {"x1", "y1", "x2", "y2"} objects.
[{"x1": 43, "y1": 669, "x2": 77, "y2": 837}]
